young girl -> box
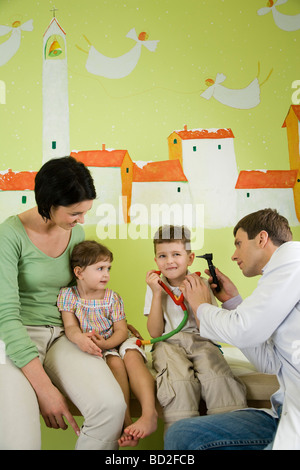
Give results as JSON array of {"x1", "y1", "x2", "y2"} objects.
[{"x1": 57, "y1": 240, "x2": 157, "y2": 447}]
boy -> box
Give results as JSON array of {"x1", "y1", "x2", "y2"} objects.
[{"x1": 144, "y1": 225, "x2": 247, "y2": 430}]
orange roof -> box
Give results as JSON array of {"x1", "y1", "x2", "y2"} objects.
[
  {"x1": 133, "y1": 160, "x2": 188, "y2": 182},
  {"x1": 0, "y1": 169, "x2": 36, "y2": 190},
  {"x1": 235, "y1": 170, "x2": 298, "y2": 189},
  {"x1": 282, "y1": 105, "x2": 300, "y2": 127},
  {"x1": 173, "y1": 127, "x2": 234, "y2": 140},
  {"x1": 71, "y1": 150, "x2": 128, "y2": 168}
]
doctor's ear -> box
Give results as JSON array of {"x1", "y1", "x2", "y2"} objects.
[{"x1": 258, "y1": 230, "x2": 269, "y2": 248}]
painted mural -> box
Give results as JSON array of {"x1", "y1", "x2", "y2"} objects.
[{"x1": 0, "y1": 0, "x2": 300, "y2": 233}]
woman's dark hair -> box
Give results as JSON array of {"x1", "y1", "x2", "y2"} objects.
[{"x1": 35, "y1": 156, "x2": 97, "y2": 220}]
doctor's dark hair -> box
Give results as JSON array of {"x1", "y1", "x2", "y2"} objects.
[
  {"x1": 35, "y1": 156, "x2": 97, "y2": 220},
  {"x1": 233, "y1": 208, "x2": 292, "y2": 246}
]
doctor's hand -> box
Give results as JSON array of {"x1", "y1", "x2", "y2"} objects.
[
  {"x1": 180, "y1": 273, "x2": 212, "y2": 316},
  {"x1": 204, "y1": 268, "x2": 239, "y2": 303}
]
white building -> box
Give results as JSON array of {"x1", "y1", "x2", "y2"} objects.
[
  {"x1": 131, "y1": 159, "x2": 192, "y2": 227},
  {"x1": 235, "y1": 169, "x2": 299, "y2": 226},
  {"x1": 0, "y1": 169, "x2": 36, "y2": 223},
  {"x1": 168, "y1": 127, "x2": 238, "y2": 228}
]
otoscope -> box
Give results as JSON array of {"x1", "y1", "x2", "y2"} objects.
[{"x1": 196, "y1": 253, "x2": 221, "y2": 292}]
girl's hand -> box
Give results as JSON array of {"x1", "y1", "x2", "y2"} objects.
[
  {"x1": 90, "y1": 332, "x2": 108, "y2": 350},
  {"x1": 77, "y1": 330, "x2": 103, "y2": 356}
]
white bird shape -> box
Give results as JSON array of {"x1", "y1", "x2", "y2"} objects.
[
  {"x1": 0, "y1": 19, "x2": 33, "y2": 66},
  {"x1": 257, "y1": 0, "x2": 300, "y2": 31},
  {"x1": 77, "y1": 28, "x2": 159, "y2": 79},
  {"x1": 200, "y1": 64, "x2": 273, "y2": 110}
]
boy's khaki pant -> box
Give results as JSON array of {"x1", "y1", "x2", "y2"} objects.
[
  {"x1": 0, "y1": 326, "x2": 126, "y2": 450},
  {"x1": 152, "y1": 332, "x2": 247, "y2": 429}
]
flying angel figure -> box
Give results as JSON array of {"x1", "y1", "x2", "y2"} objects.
[
  {"x1": 0, "y1": 19, "x2": 33, "y2": 66},
  {"x1": 77, "y1": 28, "x2": 159, "y2": 79},
  {"x1": 200, "y1": 64, "x2": 273, "y2": 110},
  {"x1": 257, "y1": 0, "x2": 300, "y2": 32}
]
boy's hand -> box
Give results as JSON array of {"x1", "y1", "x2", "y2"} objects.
[
  {"x1": 127, "y1": 323, "x2": 143, "y2": 339},
  {"x1": 146, "y1": 270, "x2": 164, "y2": 294}
]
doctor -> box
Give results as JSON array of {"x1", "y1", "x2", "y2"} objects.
[{"x1": 164, "y1": 208, "x2": 300, "y2": 450}]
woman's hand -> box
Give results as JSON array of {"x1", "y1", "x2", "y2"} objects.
[
  {"x1": 22, "y1": 357, "x2": 80, "y2": 436},
  {"x1": 38, "y1": 382, "x2": 80, "y2": 435}
]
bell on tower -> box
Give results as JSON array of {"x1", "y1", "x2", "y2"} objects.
[{"x1": 48, "y1": 38, "x2": 62, "y2": 56}]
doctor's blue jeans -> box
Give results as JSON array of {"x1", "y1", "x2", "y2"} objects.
[{"x1": 164, "y1": 409, "x2": 279, "y2": 450}]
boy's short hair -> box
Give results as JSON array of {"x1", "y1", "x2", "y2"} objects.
[
  {"x1": 153, "y1": 225, "x2": 191, "y2": 253},
  {"x1": 233, "y1": 208, "x2": 292, "y2": 246},
  {"x1": 71, "y1": 240, "x2": 113, "y2": 271}
]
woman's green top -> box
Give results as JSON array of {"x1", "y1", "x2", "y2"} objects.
[{"x1": 0, "y1": 215, "x2": 84, "y2": 368}]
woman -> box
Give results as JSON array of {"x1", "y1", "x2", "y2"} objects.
[{"x1": 0, "y1": 156, "x2": 126, "y2": 450}]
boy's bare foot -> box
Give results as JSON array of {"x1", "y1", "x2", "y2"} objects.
[{"x1": 124, "y1": 411, "x2": 158, "y2": 439}]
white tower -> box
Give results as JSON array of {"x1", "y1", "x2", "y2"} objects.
[{"x1": 42, "y1": 10, "x2": 70, "y2": 164}]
